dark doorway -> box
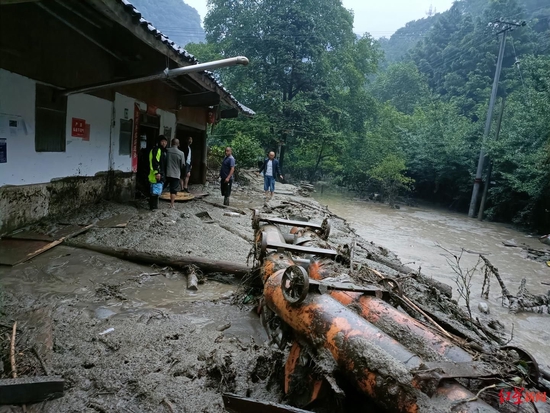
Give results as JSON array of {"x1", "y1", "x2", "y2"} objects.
[
  {"x1": 176, "y1": 124, "x2": 206, "y2": 185},
  {"x1": 136, "y1": 112, "x2": 160, "y2": 196}
]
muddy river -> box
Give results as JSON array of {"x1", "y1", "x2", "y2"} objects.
[{"x1": 314, "y1": 187, "x2": 550, "y2": 368}]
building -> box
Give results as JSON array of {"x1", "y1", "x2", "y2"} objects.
[{"x1": 0, "y1": 0, "x2": 253, "y2": 235}]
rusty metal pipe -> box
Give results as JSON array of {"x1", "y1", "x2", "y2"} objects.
[
  {"x1": 262, "y1": 251, "x2": 498, "y2": 413},
  {"x1": 264, "y1": 267, "x2": 426, "y2": 413},
  {"x1": 308, "y1": 262, "x2": 473, "y2": 363}
]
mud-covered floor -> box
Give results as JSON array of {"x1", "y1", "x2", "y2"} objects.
[
  {"x1": 1, "y1": 172, "x2": 549, "y2": 413},
  {"x1": 0, "y1": 175, "x2": 321, "y2": 413}
]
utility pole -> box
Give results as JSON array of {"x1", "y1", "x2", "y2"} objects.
[
  {"x1": 467, "y1": 19, "x2": 526, "y2": 218},
  {"x1": 478, "y1": 96, "x2": 506, "y2": 221}
]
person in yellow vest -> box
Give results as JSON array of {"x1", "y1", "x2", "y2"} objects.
[{"x1": 148, "y1": 135, "x2": 168, "y2": 210}]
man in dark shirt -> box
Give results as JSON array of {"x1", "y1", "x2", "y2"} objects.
[{"x1": 219, "y1": 147, "x2": 235, "y2": 206}]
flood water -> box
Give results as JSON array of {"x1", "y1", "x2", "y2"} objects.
[{"x1": 314, "y1": 187, "x2": 550, "y2": 368}]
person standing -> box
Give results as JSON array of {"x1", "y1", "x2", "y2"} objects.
[
  {"x1": 148, "y1": 135, "x2": 168, "y2": 211},
  {"x1": 165, "y1": 138, "x2": 186, "y2": 208},
  {"x1": 258, "y1": 151, "x2": 283, "y2": 201},
  {"x1": 219, "y1": 147, "x2": 235, "y2": 206},
  {"x1": 180, "y1": 136, "x2": 193, "y2": 193}
]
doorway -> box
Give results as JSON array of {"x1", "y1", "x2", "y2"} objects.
[
  {"x1": 176, "y1": 124, "x2": 206, "y2": 185},
  {"x1": 136, "y1": 112, "x2": 160, "y2": 196}
]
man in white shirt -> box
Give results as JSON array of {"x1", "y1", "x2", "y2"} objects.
[
  {"x1": 258, "y1": 151, "x2": 283, "y2": 201},
  {"x1": 180, "y1": 136, "x2": 192, "y2": 193}
]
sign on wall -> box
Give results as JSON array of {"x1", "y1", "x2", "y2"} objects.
[
  {"x1": 72, "y1": 118, "x2": 85, "y2": 137},
  {"x1": 72, "y1": 118, "x2": 90, "y2": 141}
]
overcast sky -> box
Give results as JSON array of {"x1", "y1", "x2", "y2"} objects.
[{"x1": 183, "y1": 0, "x2": 456, "y2": 38}]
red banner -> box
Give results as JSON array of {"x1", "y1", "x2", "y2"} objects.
[
  {"x1": 132, "y1": 103, "x2": 140, "y2": 173},
  {"x1": 71, "y1": 118, "x2": 85, "y2": 138}
]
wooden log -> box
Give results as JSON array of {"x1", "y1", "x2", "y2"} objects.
[
  {"x1": 65, "y1": 242, "x2": 253, "y2": 277},
  {"x1": 0, "y1": 377, "x2": 64, "y2": 405}
]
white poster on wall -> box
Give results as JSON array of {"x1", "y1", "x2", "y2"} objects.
[{"x1": 0, "y1": 114, "x2": 29, "y2": 137}]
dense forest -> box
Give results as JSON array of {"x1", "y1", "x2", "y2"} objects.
[{"x1": 186, "y1": 0, "x2": 550, "y2": 231}]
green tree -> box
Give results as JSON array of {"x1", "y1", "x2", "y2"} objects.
[
  {"x1": 368, "y1": 155, "x2": 414, "y2": 206},
  {"x1": 371, "y1": 62, "x2": 430, "y2": 114}
]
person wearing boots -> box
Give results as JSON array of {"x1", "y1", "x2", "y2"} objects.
[
  {"x1": 219, "y1": 146, "x2": 235, "y2": 206},
  {"x1": 148, "y1": 135, "x2": 168, "y2": 210}
]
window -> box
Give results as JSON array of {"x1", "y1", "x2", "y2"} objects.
[
  {"x1": 119, "y1": 119, "x2": 133, "y2": 155},
  {"x1": 35, "y1": 84, "x2": 67, "y2": 152}
]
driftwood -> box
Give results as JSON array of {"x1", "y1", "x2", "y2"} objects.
[
  {"x1": 200, "y1": 199, "x2": 246, "y2": 215},
  {"x1": 480, "y1": 255, "x2": 550, "y2": 315},
  {"x1": 65, "y1": 242, "x2": 253, "y2": 277},
  {"x1": 282, "y1": 200, "x2": 334, "y2": 216},
  {"x1": 356, "y1": 243, "x2": 453, "y2": 298}
]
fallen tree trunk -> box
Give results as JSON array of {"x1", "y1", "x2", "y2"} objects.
[
  {"x1": 357, "y1": 243, "x2": 453, "y2": 298},
  {"x1": 66, "y1": 242, "x2": 252, "y2": 277}
]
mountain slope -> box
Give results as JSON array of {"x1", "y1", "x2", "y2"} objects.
[{"x1": 129, "y1": 0, "x2": 205, "y2": 47}]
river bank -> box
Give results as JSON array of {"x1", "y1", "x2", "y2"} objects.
[
  {"x1": 314, "y1": 185, "x2": 550, "y2": 367},
  {"x1": 0, "y1": 172, "x2": 548, "y2": 412}
]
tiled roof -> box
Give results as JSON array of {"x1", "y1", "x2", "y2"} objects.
[{"x1": 118, "y1": 0, "x2": 255, "y2": 116}]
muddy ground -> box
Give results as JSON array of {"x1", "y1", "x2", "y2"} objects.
[{"x1": 0, "y1": 170, "x2": 549, "y2": 413}]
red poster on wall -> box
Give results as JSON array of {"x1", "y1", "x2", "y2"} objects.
[
  {"x1": 132, "y1": 103, "x2": 140, "y2": 173},
  {"x1": 72, "y1": 118, "x2": 86, "y2": 137}
]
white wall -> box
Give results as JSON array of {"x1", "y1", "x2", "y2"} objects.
[
  {"x1": 159, "y1": 110, "x2": 177, "y2": 142},
  {"x1": 0, "y1": 69, "x2": 112, "y2": 186},
  {"x1": 0, "y1": 71, "x2": 179, "y2": 186}
]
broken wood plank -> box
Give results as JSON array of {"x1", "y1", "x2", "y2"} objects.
[
  {"x1": 0, "y1": 239, "x2": 51, "y2": 266},
  {"x1": 223, "y1": 393, "x2": 313, "y2": 413},
  {"x1": 0, "y1": 225, "x2": 92, "y2": 266},
  {"x1": 65, "y1": 243, "x2": 253, "y2": 277},
  {"x1": 160, "y1": 192, "x2": 195, "y2": 202},
  {"x1": 0, "y1": 377, "x2": 64, "y2": 405},
  {"x1": 49, "y1": 224, "x2": 93, "y2": 240}
]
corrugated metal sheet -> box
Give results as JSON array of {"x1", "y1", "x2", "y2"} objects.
[{"x1": 118, "y1": 0, "x2": 255, "y2": 116}]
